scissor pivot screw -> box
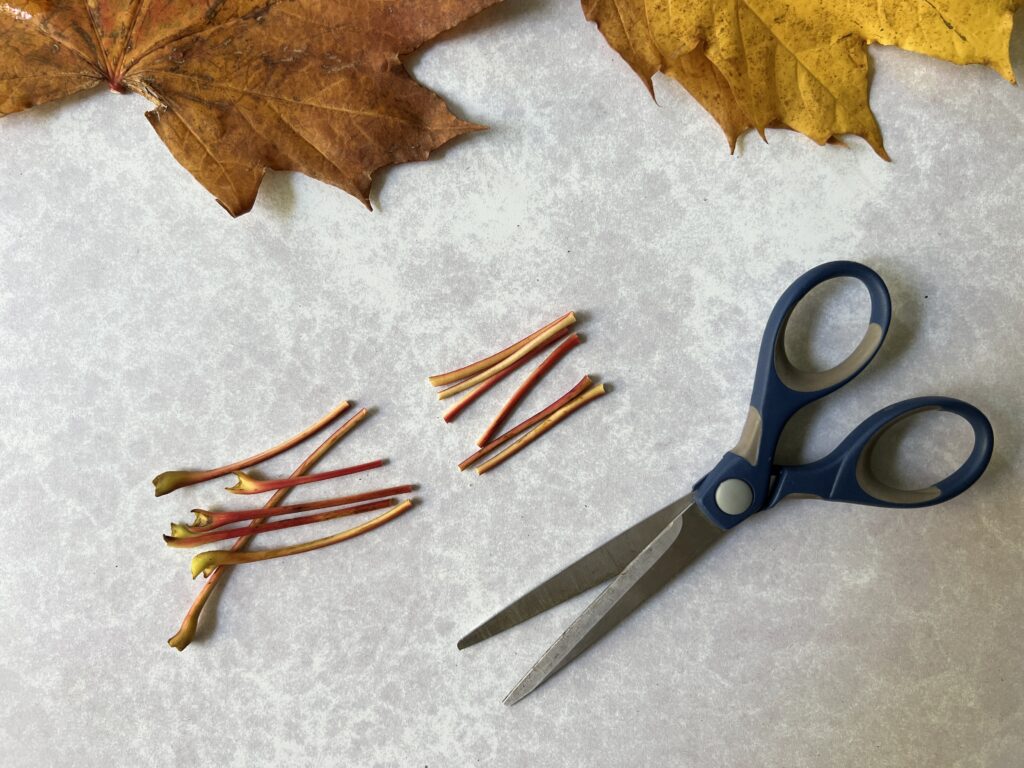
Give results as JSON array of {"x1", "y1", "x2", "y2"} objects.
[{"x1": 715, "y1": 478, "x2": 753, "y2": 516}]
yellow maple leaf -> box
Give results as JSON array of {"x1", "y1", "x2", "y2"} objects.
[{"x1": 582, "y1": 0, "x2": 1021, "y2": 156}]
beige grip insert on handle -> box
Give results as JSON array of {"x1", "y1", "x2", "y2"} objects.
[
  {"x1": 773, "y1": 312, "x2": 885, "y2": 394},
  {"x1": 854, "y1": 406, "x2": 943, "y2": 505}
]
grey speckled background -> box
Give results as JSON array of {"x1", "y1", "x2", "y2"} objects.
[{"x1": 1, "y1": 2, "x2": 1022, "y2": 766}]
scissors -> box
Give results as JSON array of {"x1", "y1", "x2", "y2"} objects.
[{"x1": 458, "y1": 261, "x2": 994, "y2": 705}]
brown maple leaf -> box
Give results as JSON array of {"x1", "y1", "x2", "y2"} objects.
[{"x1": 0, "y1": 1, "x2": 500, "y2": 215}]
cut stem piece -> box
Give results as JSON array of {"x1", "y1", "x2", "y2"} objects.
[
  {"x1": 190, "y1": 500, "x2": 413, "y2": 578},
  {"x1": 427, "y1": 312, "x2": 573, "y2": 387},
  {"x1": 165, "y1": 499, "x2": 397, "y2": 548},
  {"x1": 437, "y1": 313, "x2": 576, "y2": 401},
  {"x1": 442, "y1": 328, "x2": 571, "y2": 423},
  {"x1": 475, "y1": 384, "x2": 607, "y2": 476},
  {"x1": 168, "y1": 407, "x2": 369, "y2": 651},
  {"x1": 152, "y1": 401, "x2": 350, "y2": 496},
  {"x1": 459, "y1": 376, "x2": 592, "y2": 471},
  {"x1": 180, "y1": 485, "x2": 416, "y2": 534},
  {"x1": 226, "y1": 459, "x2": 383, "y2": 495},
  {"x1": 477, "y1": 332, "x2": 581, "y2": 447}
]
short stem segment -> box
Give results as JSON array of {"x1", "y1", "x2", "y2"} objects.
[
  {"x1": 475, "y1": 384, "x2": 607, "y2": 475},
  {"x1": 476, "y1": 332, "x2": 581, "y2": 446},
  {"x1": 436, "y1": 313, "x2": 576, "y2": 401},
  {"x1": 442, "y1": 328, "x2": 570, "y2": 423},
  {"x1": 428, "y1": 312, "x2": 573, "y2": 387},
  {"x1": 459, "y1": 376, "x2": 592, "y2": 471}
]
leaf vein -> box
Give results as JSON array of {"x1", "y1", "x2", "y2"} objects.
[{"x1": 141, "y1": 69, "x2": 423, "y2": 126}]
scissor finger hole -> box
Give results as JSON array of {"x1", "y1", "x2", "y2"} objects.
[
  {"x1": 777, "y1": 277, "x2": 880, "y2": 393},
  {"x1": 860, "y1": 409, "x2": 974, "y2": 503}
]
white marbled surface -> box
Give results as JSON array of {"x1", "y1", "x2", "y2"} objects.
[{"x1": 1, "y1": 2, "x2": 1022, "y2": 766}]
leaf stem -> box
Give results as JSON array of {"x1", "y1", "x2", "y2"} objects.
[
  {"x1": 182, "y1": 485, "x2": 416, "y2": 533},
  {"x1": 190, "y1": 500, "x2": 413, "y2": 578},
  {"x1": 225, "y1": 459, "x2": 383, "y2": 495},
  {"x1": 152, "y1": 401, "x2": 351, "y2": 496},
  {"x1": 165, "y1": 498, "x2": 397, "y2": 548}
]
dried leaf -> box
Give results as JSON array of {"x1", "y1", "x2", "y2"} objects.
[
  {"x1": 582, "y1": 0, "x2": 1021, "y2": 155},
  {"x1": 0, "y1": 1, "x2": 500, "y2": 215}
]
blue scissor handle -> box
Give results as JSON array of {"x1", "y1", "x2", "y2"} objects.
[
  {"x1": 695, "y1": 261, "x2": 893, "y2": 528},
  {"x1": 766, "y1": 397, "x2": 993, "y2": 509}
]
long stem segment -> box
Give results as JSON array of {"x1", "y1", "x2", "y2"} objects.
[
  {"x1": 459, "y1": 376, "x2": 592, "y2": 471},
  {"x1": 475, "y1": 384, "x2": 607, "y2": 475},
  {"x1": 442, "y1": 328, "x2": 570, "y2": 423},
  {"x1": 167, "y1": 407, "x2": 369, "y2": 651},
  {"x1": 190, "y1": 500, "x2": 413, "y2": 578},
  {"x1": 436, "y1": 313, "x2": 576, "y2": 401},
  {"x1": 180, "y1": 485, "x2": 416, "y2": 534},
  {"x1": 152, "y1": 401, "x2": 350, "y2": 496},
  {"x1": 225, "y1": 459, "x2": 383, "y2": 495},
  {"x1": 427, "y1": 312, "x2": 573, "y2": 387},
  {"x1": 476, "y1": 332, "x2": 581, "y2": 447},
  {"x1": 165, "y1": 499, "x2": 396, "y2": 548}
]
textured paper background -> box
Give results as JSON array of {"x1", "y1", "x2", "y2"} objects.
[{"x1": 1, "y1": 2, "x2": 1022, "y2": 766}]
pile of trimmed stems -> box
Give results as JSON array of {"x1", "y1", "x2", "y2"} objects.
[
  {"x1": 156, "y1": 403, "x2": 414, "y2": 651},
  {"x1": 428, "y1": 312, "x2": 606, "y2": 473}
]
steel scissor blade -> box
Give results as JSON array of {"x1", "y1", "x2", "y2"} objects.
[
  {"x1": 502, "y1": 502, "x2": 726, "y2": 705},
  {"x1": 458, "y1": 494, "x2": 697, "y2": 651}
]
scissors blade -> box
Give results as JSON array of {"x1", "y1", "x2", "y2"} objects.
[
  {"x1": 458, "y1": 494, "x2": 696, "y2": 651},
  {"x1": 502, "y1": 502, "x2": 725, "y2": 706}
]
